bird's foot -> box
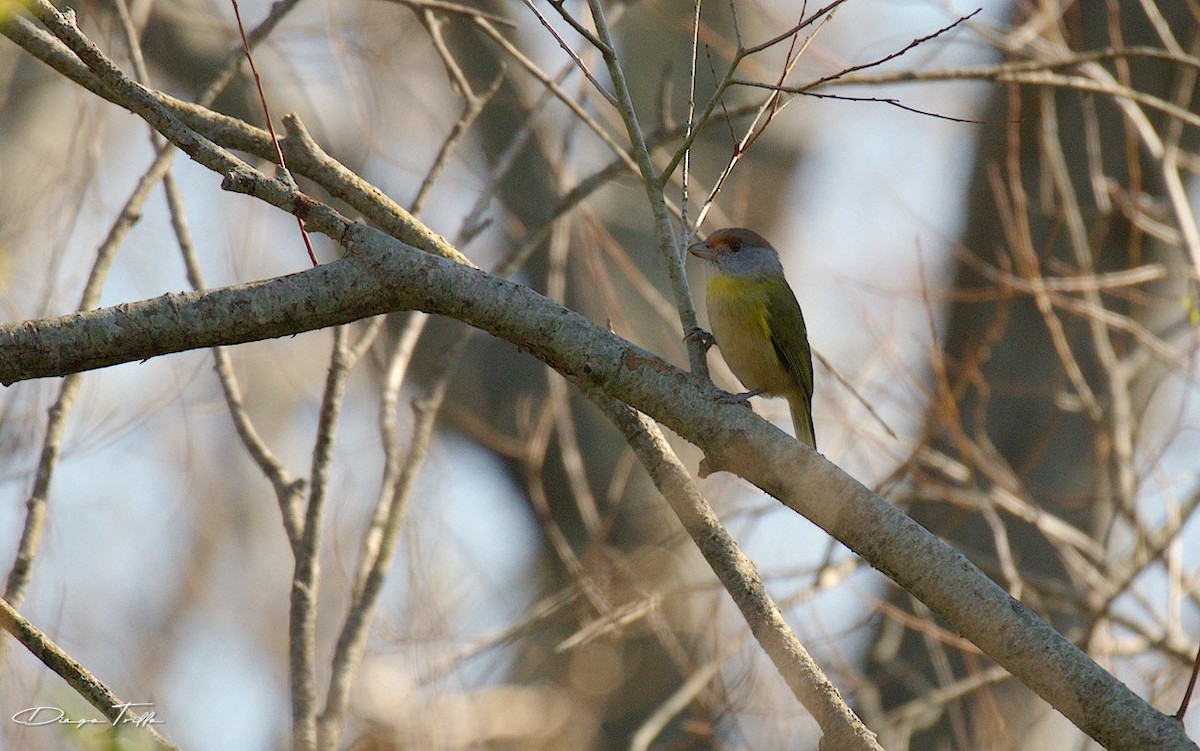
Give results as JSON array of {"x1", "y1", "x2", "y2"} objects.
[
  {"x1": 717, "y1": 389, "x2": 762, "y2": 409},
  {"x1": 684, "y1": 326, "x2": 716, "y2": 352}
]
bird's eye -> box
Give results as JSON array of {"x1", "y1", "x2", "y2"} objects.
[{"x1": 728, "y1": 240, "x2": 742, "y2": 252}]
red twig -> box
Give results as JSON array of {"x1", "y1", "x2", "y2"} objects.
[
  {"x1": 230, "y1": 0, "x2": 318, "y2": 267},
  {"x1": 1176, "y1": 641, "x2": 1200, "y2": 720}
]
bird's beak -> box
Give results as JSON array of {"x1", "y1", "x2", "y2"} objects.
[{"x1": 688, "y1": 239, "x2": 718, "y2": 261}]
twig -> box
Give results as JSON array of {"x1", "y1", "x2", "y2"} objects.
[
  {"x1": 1176, "y1": 640, "x2": 1200, "y2": 719},
  {"x1": 791, "y1": 90, "x2": 987, "y2": 123},
  {"x1": 473, "y1": 17, "x2": 633, "y2": 169},
  {"x1": 991, "y1": 106, "x2": 1103, "y2": 420},
  {"x1": 1038, "y1": 86, "x2": 1139, "y2": 514},
  {"x1": 694, "y1": 8, "x2": 982, "y2": 136},
  {"x1": 380, "y1": 0, "x2": 516, "y2": 28},
  {"x1": 23, "y1": 1, "x2": 350, "y2": 240},
  {"x1": 3, "y1": 134, "x2": 178, "y2": 606},
  {"x1": 458, "y1": 80, "x2": 558, "y2": 243},
  {"x1": 312, "y1": 309, "x2": 426, "y2": 748},
  {"x1": 412, "y1": 10, "x2": 505, "y2": 213},
  {"x1": 318, "y1": 49, "x2": 581, "y2": 736},
  {"x1": 315, "y1": 16, "x2": 512, "y2": 739},
  {"x1": 519, "y1": 395, "x2": 613, "y2": 614},
  {"x1": 522, "y1": 0, "x2": 616, "y2": 105},
  {"x1": 230, "y1": 0, "x2": 317, "y2": 266},
  {"x1": 1157, "y1": 34, "x2": 1200, "y2": 300},
  {"x1": 657, "y1": 0, "x2": 846, "y2": 187},
  {"x1": 629, "y1": 636, "x2": 743, "y2": 751},
  {"x1": 278, "y1": 114, "x2": 469, "y2": 264},
  {"x1": 0, "y1": 8, "x2": 488, "y2": 268},
  {"x1": 806, "y1": 9, "x2": 981, "y2": 91},
  {"x1": 0, "y1": 597, "x2": 182, "y2": 751},
  {"x1": 545, "y1": 0, "x2": 609, "y2": 52},
  {"x1": 290, "y1": 327, "x2": 352, "y2": 751},
  {"x1": 315, "y1": 326, "x2": 471, "y2": 749},
  {"x1": 155, "y1": 0, "x2": 309, "y2": 544},
  {"x1": 420, "y1": 588, "x2": 580, "y2": 682},
  {"x1": 693, "y1": 12, "x2": 828, "y2": 228},
  {"x1": 201, "y1": 0, "x2": 309, "y2": 103},
  {"x1": 947, "y1": 243, "x2": 1183, "y2": 368},
  {"x1": 825, "y1": 66, "x2": 1200, "y2": 130},
  {"x1": 546, "y1": 222, "x2": 602, "y2": 534},
  {"x1": 593, "y1": 394, "x2": 883, "y2": 751},
  {"x1": 679, "y1": 0, "x2": 701, "y2": 243},
  {"x1": 741, "y1": 0, "x2": 848, "y2": 56},
  {"x1": 883, "y1": 664, "x2": 1012, "y2": 729},
  {"x1": 583, "y1": 0, "x2": 706, "y2": 375}
]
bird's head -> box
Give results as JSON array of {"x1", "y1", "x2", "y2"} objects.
[{"x1": 688, "y1": 227, "x2": 784, "y2": 277}]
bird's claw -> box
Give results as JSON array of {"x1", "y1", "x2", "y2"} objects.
[
  {"x1": 685, "y1": 326, "x2": 716, "y2": 351},
  {"x1": 716, "y1": 389, "x2": 761, "y2": 408}
]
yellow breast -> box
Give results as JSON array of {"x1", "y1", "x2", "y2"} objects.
[{"x1": 705, "y1": 275, "x2": 794, "y2": 395}]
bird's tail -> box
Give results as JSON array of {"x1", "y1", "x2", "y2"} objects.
[{"x1": 788, "y1": 396, "x2": 817, "y2": 450}]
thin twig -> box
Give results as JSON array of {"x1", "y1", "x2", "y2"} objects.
[
  {"x1": 380, "y1": 0, "x2": 516, "y2": 28},
  {"x1": 1038, "y1": 87, "x2": 1139, "y2": 515},
  {"x1": 24, "y1": 1, "x2": 351, "y2": 241},
  {"x1": 629, "y1": 636, "x2": 743, "y2": 751},
  {"x1": 200, "y1": 0, "x2": 309, "y2": 103},
  {"x1": 164, "y1": 0, "x2": 309, "y2": 545},
  {"x1": 0, "y1": 597, "x2": 182, "y2": 751},
  {"x1": 694, "y1": 12, "x2": 829, "y2": 228},
  {"x1": 412, "y1": 10, "x2": 505, "y2": 213},
  {"x1": 315, "y1": 14, "x2": 536, "y2": 739},
  {"x1": 741, "y1": 0, "x2": 847, "y2": 55},
  {"x1": 1176, "y1": 637, "x2": 1200, "y2": 719},
  {"x1": 679, "y1": 0, "x2": 701, "y2": 244},
  {"x1": 3, "y1": 137, "x2": 178, "y2": 606},
  {"x1": 546, "y1": 222, "x2": 603, "y2": 534},
  {"x1": 805, "y1": 9, "x2": 981, "y2": 91},
  {"x1": 583, "y1": 0, "x2": 705, "y2": 375},
  {"x1": 820, "y1": 66, "x2": 1200, "y2": 130},
  {"x1": 523, "y1": 0, "x2": 616, "y2": 105},
  {"x1": 991, "y1": 108, "x2": 1103, "y2": 420},
  {"x1": 229, "y1": 0, "x2": 318, "y2": 266},
  {"x1": 592, "y1": 394, "x2": 883, "y2": 751},
  {"x1": 315, "y1": 327, "x2": 471, "y2": 748},
  {"x1": 290, "y1": 326, "x2": 352, "y2": 751},
  {"x1": 658, "y1": 0, "x2": 846, "y2": 186},
  {"x1": 546, "y1": 0, "x2": 609, "y2": 51},
  {"x1": 792, "y1": 90, "x2": 987, "y2": 123},
  {"x1": 278, "y1": 114, "x2": 469, "y2": 264},
  {"x1": 520, "y1": 396, "x2": 613, "y2": 614},
  {"x1": 473, "y1": 17, "x2": 633, "y2": 168}
]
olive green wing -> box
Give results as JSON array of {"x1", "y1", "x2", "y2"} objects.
[{"x1": 766, "y1": 282, "x2": 816, "y2": 448}]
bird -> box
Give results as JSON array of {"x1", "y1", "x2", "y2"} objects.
[{"x1": 688, "y1": 227, "x2": 816, "y2": 449}]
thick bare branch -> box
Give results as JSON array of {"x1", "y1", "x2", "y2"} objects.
[{"x1": 0, "y1": 222, "x2": 1192, "y2": 749}]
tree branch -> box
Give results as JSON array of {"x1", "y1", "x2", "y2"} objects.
[
  {"x1": 0, "y1": 597, "x2": 181, "y2": 751},
  {"x1": 596, "y1": 395, "x2": 881, "y2": 750},
  {"x1": 0, "y1": 222, "x2": 1192, "y2": 750}
]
